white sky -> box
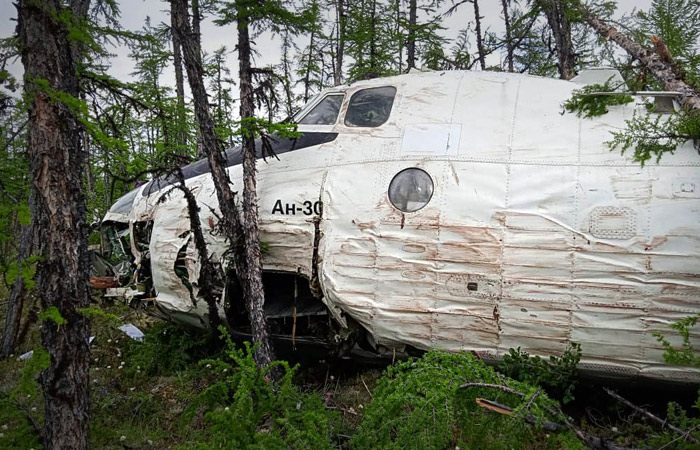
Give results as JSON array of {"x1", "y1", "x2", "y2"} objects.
[{"x1": 1, "y1": 0, "x2": 650, "y2": 97}]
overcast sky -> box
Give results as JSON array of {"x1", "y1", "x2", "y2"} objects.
[{"x1": 1, "y1": 0, "x2": 650, "y2": 96}]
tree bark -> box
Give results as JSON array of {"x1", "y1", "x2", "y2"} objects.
[
  {"x1": 191, "y1": 0, "x2": 203, "y2": 65},
  {"x1": 171, "y1": 1, "x2": 187, "y2": 151},
  {"x1": 171, "y1": 0, "x2": 233, "y2": 329},
  {"x1": 303, "y1": 30, "x2": 316, "y2": 103},
  {"x1": 539, "y1": 0, "x2": 576, "y2": 79},
  {"x1": 0, "y1": 220, "x2": 34, "y2": 358},
  {"x1": 501, "y1": 0, "x2": 514, "y2": 72},
  {"x1": 18, "y1": 0, "x2": 92, "y2": 448},
  {"x1": 175, "y1": 171, "x2": 225, "y2": 330},
  {"x1": 406, "y1": 0, "x2": 417, "y2": 70},
  {"x1": 281, "y1": 32, "x2": 295, "y2": 117},
  {"x1": 237, "y1": 5, "x2": 276, "y2": 370},
  {"x1": 369, "y1": 0, "x2": 377, "y2": 72},
  {"x1": 472, "y1": 0, "x2": 486, "y2": 70},
  {"x1": 334, "y1": 0, "x2": 345, "y2": 86},
  {"x1": 582, "y1": 11, "x2": 700, "y2": 111}
]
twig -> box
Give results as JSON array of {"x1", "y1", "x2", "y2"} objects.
[
  {"x1": 475, "y1": 397, "x2": 563, "y2": 432},
  {"x1": 462, "y1": 383, "x2": 649, "y2": 450},
  {"x1": 360, "y1": 375, "x2": 372, "y2": 399},
  {"x1": 657, "y1": 424, "x2": 700, "y2": 450},
  {"x1": 525, "y1": 390, "x2": 540, "y2": 412},
  {"x1": 458, "y1": 382, "x2": 526, "y2": 398},
  {"x1": 604, "y1": 387, "x2": 698, "y2": 444}
]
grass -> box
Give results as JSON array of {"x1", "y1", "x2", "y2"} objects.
[{"x1": 1, "y1": 300, "x2": 698, "y2": 449}]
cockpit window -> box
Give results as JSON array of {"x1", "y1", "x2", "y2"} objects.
[
  {"x1": 298, "y1": 94, "x2": 344, "y2": 125},
  {"x1": 344, "y1": 86, "x2": 396, "y2": 127},
  {"x1": 110, "y1": 188, "x2": 139, "y2": 215}
]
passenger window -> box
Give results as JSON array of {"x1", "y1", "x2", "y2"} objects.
[
  {"x1": 344, "y1": 86, "x2": 396, "y2": 127},
  {"x1": 298, "y1": 94, "x2": 344, "y2": 125}
]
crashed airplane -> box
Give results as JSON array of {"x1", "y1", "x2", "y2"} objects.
[{"x1": 98, "y1": 68, "x2": 700, "y2": 382}]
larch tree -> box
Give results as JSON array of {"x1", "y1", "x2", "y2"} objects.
[
  {"x1": 215, "y1": 0, "x2": 314, "y2": 370},
  {"x1": 501, "y1": 0, "x2": 514, "y2": 71},
  {"x1": 170, "y1": 2, "x2": 189, "y2": 153},
  {"x1": 536, "y1": 0, "x2": 576, "y2": 79},
  {"x1": 278, "y1": 30, "x2": 298, "y2": 117},
  {"x1": 566, "y1": 0, "x2": 700, "y2": 165},
  {"x1": 17, "y1": 0, "x2": 92, "y2": 448},
  {"x1": 0, "y1": 80, "x2": 32, "y2": 359},
  {"x1": 205, "y1": 46, "x2": 238, "y2": 147},
  {"x1": 296, "y1": 0, "x2": 325, "y2": 103},
  {"x1": 171, "y1": 0, "x2": 232, "y2": 333},
  {"x1": 345, "y1": 0, "x2": 399, "y2": 80},
  {"x1": 333, "y1": 0, "x2": 347, "y2": 85},
  {"x1": 401, "y1": 0, "x2": 443, "y2": 72}
]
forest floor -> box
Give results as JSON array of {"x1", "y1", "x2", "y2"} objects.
[{"x1": 1, "y1": 299, "x2": 699, "y2": 449}]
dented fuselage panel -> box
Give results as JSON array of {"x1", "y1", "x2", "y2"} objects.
[{"x1": 102, "y1": 70, "x2": 700, "y2": 382}]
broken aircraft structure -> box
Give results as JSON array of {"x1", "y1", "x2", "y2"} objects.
[{"x1": 98, "y1": 69, "x2": 700, "y2": 382}]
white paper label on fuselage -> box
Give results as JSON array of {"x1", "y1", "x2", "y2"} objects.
[{"x1": 400, "y1": 123, "x2": 462, "y2": 156}]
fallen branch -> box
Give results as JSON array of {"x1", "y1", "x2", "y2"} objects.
[
  {"x1": 580, "y1": 8, "x2": 700, "y2": 111},
  {"x1": 458, "y1": 382, "x2": 526, "y2": 398},
  {"x1": 462, "y1": 382, "x2": 649, "y2": 450},
  {"x1": 475, "y1": 397, "x2": 648, "y2": 450},
  {"x1": 604, "y1": 387, "x2": 698, "y2": 444},
  {"x1": 476, "y1": 397, "x2": 563, "y2": 432}
]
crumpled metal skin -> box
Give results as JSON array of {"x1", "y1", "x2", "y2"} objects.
[{"x1": 103, "y1": 70, "x2": 700, "y2": 382}]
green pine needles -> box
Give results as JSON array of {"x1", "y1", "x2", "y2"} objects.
[
  {"x1": 563, "y1": 81, "x2": 633, "y2": 118},
  {"x1": 351, "y1": 350, "x2": 581, "y2": 450},
  {"x1": 608, "y1": 109, "x2": 700, "y2": 165},
  {"x1": 564, "y1": 80, "x2": 700, "y2": 165},
  {"x1": 179, "y1": 327, "x2": 337, "y2": 450}
]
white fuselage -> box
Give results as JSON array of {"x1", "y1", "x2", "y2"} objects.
[{"x1": 104, "y1": 70, "x2": 700, "y2": 381}]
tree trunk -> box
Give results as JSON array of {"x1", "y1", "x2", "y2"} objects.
[
  {"x1": 171, "y1": 0, "x2": 233, "y2": 329},
  {"x1": 281, "y1": 32, "x2": 295, "y2": 117},
  {"x1": 191, "y1": 0, "x2": 203, "y2": 65},
  {"x1": 171, "y1": 1, "x2": 187, "y2": 151},
  {"x1": 369, "y1": 0, "x2": 377, "y2": 73},
  {"x1": 334, "y1": 0, "x2": 345, "y2": 86},
  {"x1": 18, "y1": 0, "x2": 92, "y2": 448},
  {"x1": 237, "y1": 6, "x2": 276, "y2": 370},
  {"x1": 539, "y1": 0, "x2": 576, "y2": 79},
  {"x1": 0, "y1": 220, "x2": 34, "y2": 358},
  {"x1": 501, "y1": 0, "x2": 514, "y2": 72},
  {"x1": 303, "y1": 30, "x2": 316, "y2": 103},
  {"x1": 175, "y1": 171, "x2": 225, "y2": 329},
  {"x1": 406, "y1": 0, "x2": 417, "y2": 70},
  {"x1": 582, "y1": 11, "x2": 700, "y2": 111},
  {"x1": 473, "y1": 0, "x2": 486, "y2": 70}
]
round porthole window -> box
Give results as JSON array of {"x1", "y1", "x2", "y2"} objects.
[{"x1": 388, "y1": 168, "x2": 434, "y2": 213}]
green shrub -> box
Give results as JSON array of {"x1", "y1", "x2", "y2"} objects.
[
  {"x1": 179, "y1": 328, "x2": 337, "y2": 449},
  {"x1": 351, "y1": 350, "x2": 582, "y2": 450},
  {"x1": 499, "y1": 343, "x2": 581, "y2": 404},
  {"x1": 0, "y1": 393, "x2": 42, "y2": 450},
  {"x1": 123, "y1": 322, "x2": 218, "y2": 378}
]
